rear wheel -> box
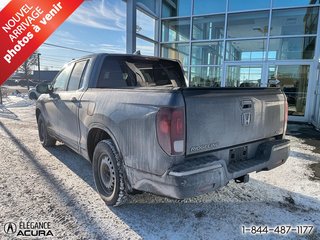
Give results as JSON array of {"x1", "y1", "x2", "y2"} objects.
[
  {"x1": 93, "y1": 140, "x2": 127, "y2": 206},
  {"x1": 37, "y1": 114, "x2": 56, "y2": 147}
]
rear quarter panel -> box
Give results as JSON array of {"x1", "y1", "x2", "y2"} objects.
[{"x1": 79, "y1": 88, "x2": 185, "y2": 175}]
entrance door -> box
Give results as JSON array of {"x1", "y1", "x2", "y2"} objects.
[
  {"x1": 225, "y1": 63, "x2": 264, "y2": 87},
  {"x1": 313, "y1": 63, "x2": 320, "y2": 128},
  {"x1": 267, "y1": 64, "x2": 311, "y2": 122}
]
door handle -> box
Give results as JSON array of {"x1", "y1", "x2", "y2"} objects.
[
  {"x1": 71, "y1": 97, "x2": 78, "y2": 103},
  {"x1": 71, "y1": 97, "x2": 81, "y2": 107},
  {"x1": 241, "y1": 100, "x2": 253, "y2": 110}
]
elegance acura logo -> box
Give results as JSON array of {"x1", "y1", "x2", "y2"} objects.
[
  {"x1": 4, "y1": 222, "x2": 17, "y2": 234},
  {"x1": 3, "y1": 221, "x2": 53, "y2": 237}
]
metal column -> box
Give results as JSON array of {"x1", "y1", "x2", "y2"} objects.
[{"x1": 126, "y1": 0, "x2": 137, "y2": 54}]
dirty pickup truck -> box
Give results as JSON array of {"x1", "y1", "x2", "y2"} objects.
[{"x1": 36, "y1": 53, "x2": 290, "y2": 206}]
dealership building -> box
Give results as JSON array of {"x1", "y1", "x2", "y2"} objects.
[{"x1": 124, "y1": 0, "x2": 320, "y2": 127}]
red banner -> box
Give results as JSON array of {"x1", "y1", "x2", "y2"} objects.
[{"x1": 0, "y1": 0, "x2": 84, "y2": 85}]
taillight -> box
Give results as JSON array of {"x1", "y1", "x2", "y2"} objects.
[
  {"x1": 156, "y1": 107, "x2": 185, "y2": 155},
  {"x1": 283, "y1": 98, "x2": 288, "y2": 135}
]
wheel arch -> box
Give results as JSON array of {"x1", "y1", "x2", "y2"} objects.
[
  {"x1": 36, "y1": 108, "x2": 41, "y2": 122},
  {"x1": 87, "y1": 125, "x2": 123, "y2": 162}
]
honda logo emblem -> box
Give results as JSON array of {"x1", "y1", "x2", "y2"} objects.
[{"x1": 242, "y1": 112, "x2": 252, "y2": 126}]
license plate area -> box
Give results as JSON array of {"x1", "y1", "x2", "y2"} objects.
[{"x1": 229, "y1": 146, "x2": 248, "y2": 163}]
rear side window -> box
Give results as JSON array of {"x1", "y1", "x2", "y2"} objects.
[
  {"x1": 68, "y1": 60, "x2": 88, "y2": 91},
  {"x1": 53, "y1": 63, "x2": 74, "y2": 91},
  {"x1": 97, "y1": 59, "x2": 130, "y2": 88}
]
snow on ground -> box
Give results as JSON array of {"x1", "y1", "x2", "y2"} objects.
[
  {"x1": 3, "y1": 95, "x2": 34, "y2": 108},
  {"x1": 0, "y1": 96, "x2": 319, "y2": 240}
]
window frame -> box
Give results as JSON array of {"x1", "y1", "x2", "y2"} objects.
[
  {"x1": 52, "y1": 63, "x2": 75, "y2": 92},
  {"x1": 67, "y1": 60, "x2": 89, "y2": 91}
]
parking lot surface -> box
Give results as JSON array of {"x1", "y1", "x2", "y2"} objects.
[{"x1": 0, "y1": 96, "x2": 319, "y2": 240}]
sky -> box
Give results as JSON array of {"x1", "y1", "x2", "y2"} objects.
[{"x1": 0, "y1": 0, "x2": 129, "y2": 70}]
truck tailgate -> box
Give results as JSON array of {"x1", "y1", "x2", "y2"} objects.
[{"x1": 182, "y1": 88, "x2": 286, "y2": 155}]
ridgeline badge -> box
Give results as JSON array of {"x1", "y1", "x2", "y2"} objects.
[{"x1": 190, "y1": 142, "x2": 220, "y2": 153}]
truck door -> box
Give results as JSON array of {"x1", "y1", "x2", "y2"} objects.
[
  {"x1": 56, "y1": 60, "x2": 89, "y2": 152},
  {"x1": 44, "y1": 63, "x2": 74, "y2": 138}
]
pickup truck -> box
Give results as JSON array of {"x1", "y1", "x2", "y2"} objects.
[{"x1": 36, "y1": 53, "x2": 290, "y2": 206}]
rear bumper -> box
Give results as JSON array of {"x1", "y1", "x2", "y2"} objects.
[{"x1": 128, "y1": 139, "x2": 290, "y2": 199}]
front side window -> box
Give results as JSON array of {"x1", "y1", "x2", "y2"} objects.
[
  {"x1": 68, "y1": 60, "x2": 88, "y2": 91},
  {"x1": 53, "y1": 63, "x2": 74, "y2": 91}
]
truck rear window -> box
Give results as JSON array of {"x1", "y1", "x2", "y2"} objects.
[{"x1": 97, "y1": 56, "x2": 186, "y2": 88}]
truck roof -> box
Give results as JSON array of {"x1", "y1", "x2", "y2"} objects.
[{"x1": 75, "y1": 53, "x2": 180, "y2": 63}]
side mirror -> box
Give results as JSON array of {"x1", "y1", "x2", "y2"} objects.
[{"x1": 36, "y1": 83, "x2": 53, "y2": 94}]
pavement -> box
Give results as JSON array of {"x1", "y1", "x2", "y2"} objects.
[{"x1": 0, "y1": 96, "x2": 319, "y2": 240}]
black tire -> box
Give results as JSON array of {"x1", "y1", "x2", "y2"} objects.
[
  {"x1": 93, "y1": 140, "x2": 127, "y2": 206},
  {"x1": 37, "y1": 114, "x2": 56, "y2": 147}
]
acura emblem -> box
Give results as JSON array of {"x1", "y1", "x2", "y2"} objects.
[{"x1": 4, "y1": 222, "x2": 17, "y2": 234}]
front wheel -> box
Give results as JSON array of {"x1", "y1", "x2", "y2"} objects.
[
  {"x1": 92, "y1": 140, "x2": 127, "y2": 206},
  {"x1": 29, "y1": 92, "x2": 37, "y2": 100},
  {"x1": 37, "y1": 114, "x2": 56, "y2": 147}
]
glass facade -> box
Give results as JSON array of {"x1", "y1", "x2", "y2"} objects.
[
  {"x1": 135, "y1": 8, "x2": 157, "y2": 56},
  {"x1": 161, "y1": 43, "x2": 189, "y2": 66},
  {"x1": 270, "y1": 7, "x2": 319, "y2": 36},
  {"x1": 162, "y1": 0, "x2": 191, "y2": 17},
  {"x1": 190, "y1": 66, "x2": 221, "y2": 87},
  {"x1": 272, "y1": 0, "x2": 320, "y2": 8},
  {"x1": 192, "y1": 15, "x2": 225, "y2": 40},
  {"x1": 227, "y1": 11, "x2": 269, "y2": 38},
  {"x1": 226, "y1": 39, "x2": 267, "y2": 61},
  {"x1": 162, "y1": 18, "x2": 190, "y2": 42},
  {"x1": 226, "y1": 65, "x2": 262, "y2": 87},
  {"x1": 137, "y1": 10, "x2": 156, "y2": 40},
  {"x1": 191, "y1": 42, "x2": 223, "y2": 65},
  {"x1": 268, "y1": 65, "x2": 310, "y2": 116},
  {"x1": 228, "y1": 0, "x2": 270, "y2": 11},
  {"x1": 158, "y1": 0, "x2": 320, "y2": 120},
  {"x1": 268, "y1": 37, "x2": 316, "y2": 60},
  {"x1": 194, "y1": 0, "x2": 226, "y2": 15}
]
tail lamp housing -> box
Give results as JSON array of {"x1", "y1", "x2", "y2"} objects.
[
  {"x1": 156, "y1": 107, "x2": 185, "y2": 155},
  {"x1": 283, "y1": 98, "x2": 288, "y2": 136}
]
